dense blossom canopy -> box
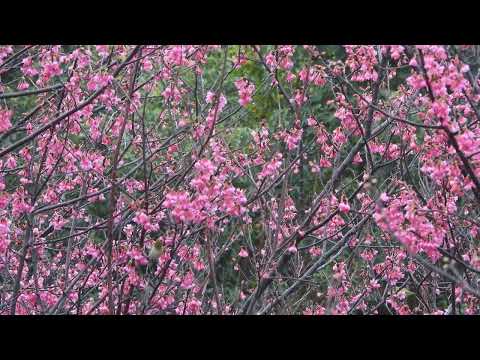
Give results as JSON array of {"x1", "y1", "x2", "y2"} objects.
[{"x1": 0, "y1": 45, "x2": 479, "y2": 314}]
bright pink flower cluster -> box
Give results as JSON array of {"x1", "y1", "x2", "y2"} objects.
[
  {"x1": 0, "y1": 108, "x2": 12, "y2": 133},
  {"x1": 235, "y1": 78, "x2": 255, "y2": 107}
]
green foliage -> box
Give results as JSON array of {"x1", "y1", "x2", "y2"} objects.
[{"x1": 87, "y1": 199, "x2": 110, "y2": 219}]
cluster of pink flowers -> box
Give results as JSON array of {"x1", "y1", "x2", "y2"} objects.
[
  {"x1": 258, "y1": 153, "x2": 283, "y2": 180},
  {"x1": 132, "y1": 211, "x2": 159, "y2": 232},
  {"x1": 164, "y1": 157, "x2": 247, "y2": 225},
  {"x1": 298, "y1": 66, "x2": 326, "y2": 86},
  {"x1": 0, "y1": 46, "x2": 13, "y2": 66},
  {"x1": 345, "y1": 45, "x2": 379, "y2": 82},
  {"x1": 281, "y1": 125, "x2": 303, "y2": 151},
  {"x1": 374, "y1": 187, "x2": 444, "y2": 261},
  {"x1": 40, "y1": 61, "x2": 62, "y2": 82},
  {"x1": 87, "y1": 73, "x2": 113, "y2": 91},
  {"x1": 235, "y1": 78, "x2": 255, "y2": 107},
  {"x1": 0, "y1": 107, "x2": 13, "y2": 133},
  {"x1": 0, "y1": 217, "x2": 10, "y2": 253}
]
